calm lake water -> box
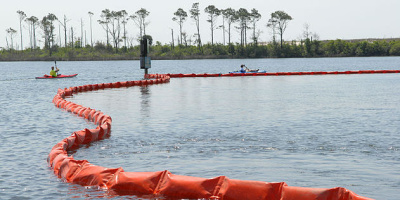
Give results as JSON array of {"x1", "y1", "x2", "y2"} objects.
[{"x1": 1, "y1": 57, "x2": 399, "y2": 200}]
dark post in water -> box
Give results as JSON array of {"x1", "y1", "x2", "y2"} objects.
[{"x1": 140, "y1": 38, "x2": 151, "y2": 76}]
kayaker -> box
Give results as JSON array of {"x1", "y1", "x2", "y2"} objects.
[
  {"x1": 240, "y1": 64, "x2": 260, "y2": 73},
  {"x1": 50, "y1": 66, "x2": 59, "y2": 77},
  {"x1": 240, "y1": 65, "x2": 248, "y2": 73}
]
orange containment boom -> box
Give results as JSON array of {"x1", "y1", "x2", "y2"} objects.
[
  {"x1": 48, "y1": 73, "x2": 374, "y2": 199},
  {"x1": 166, "y1": 69, "x2": 400, "y2": 78}
]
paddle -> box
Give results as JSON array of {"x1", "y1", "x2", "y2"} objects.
[{"x1": 54, "y1": 60, "x2": 60, "y2": 75}]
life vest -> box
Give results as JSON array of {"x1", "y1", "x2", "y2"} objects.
[{"x1": 50, "y1": 70, "x2": 57, "y2": 77}]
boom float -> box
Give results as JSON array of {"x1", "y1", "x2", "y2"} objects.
[
  {"x1": 48, "y1": 72, "x2": 381, "y2": 200},
  {"x1": 166, "y1": 69, "x2": 400, "y2": 78}
]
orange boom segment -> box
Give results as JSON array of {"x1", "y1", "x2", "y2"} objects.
[{"x1": 48, "y1": 73, "x2": 374, "y2": 200}]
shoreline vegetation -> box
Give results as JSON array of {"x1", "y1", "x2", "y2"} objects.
[{"x1": 1, "y1": 38, "x2": 400, "y2": 61}]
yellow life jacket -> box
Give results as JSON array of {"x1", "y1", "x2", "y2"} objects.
[{"x1": 50, "y1": 70, "x2": 57, "y2": 77}]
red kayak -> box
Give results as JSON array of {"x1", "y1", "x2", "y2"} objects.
[{"x1": 35, "y1": 74, "x2": 78, "y2": 79}]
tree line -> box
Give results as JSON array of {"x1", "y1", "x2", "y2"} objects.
[
  {"x1": 2, "y1": 38, "x2": 400, "y2": 61},
  {"x1": 4, "y1": 8, "x2": 152, "y2": 55},
  {"x1": 4, "y1": 5, "x2": 293, "y2": 52},
  {"x1": 1, "y1": 4, "x2": 400, "y2": 61}
]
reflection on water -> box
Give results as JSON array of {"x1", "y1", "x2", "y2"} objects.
[{"x1": 140, "y1": 86, "x2": 151, "y2": 119}]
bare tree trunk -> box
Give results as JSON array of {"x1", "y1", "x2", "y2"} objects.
[
  {"x1": 106, "y1": 24, "x2": 110, "y2": 47},
  {"x1": 244, "y1": 24, "x2": 247, "y2": 46},
  {"x1": 211, "y1": 25, "x2": 214, "y2": 45},
  {"x1": 62, "y1": 15, "x2": 68, "y2": 47},
  {"x1": 6, "y1": 37, "x2": 9, "y2": 50},
  {"x1": 59, "y1": 25, "x2": 62, "y2": 47},
  {"x1": 28, "y1": 23, "x2": 33, "y2": 49},
  {"x1": 123, "y1": 22, "x2": 127, "y2": 48},
  {"x1": 253, "y1": 24, "x2": 256, "y2": 45},
  {"x1": 143, "y1": 21, "x2": 146, "y2": 36},
  {"x1": 71, "y1": 27, "x2": 74, "y2": 48},
  {"x1": 179, "y1": 24, "x2": 183, "y2": 45},
  {"x1": 171, "y1": 29, "x2": 174, "y2": 49},
  {"x1": 228, "y1": 23, "x2": 231, "y2": 44},
  {"x1": 19, "y1": 22, "x2": 23, "y2": 50},
  {"x1": 89, "y1": 12, "x2": 93, "y2": 47},
  {"x1": 33, "y1": 23, "x2": 37, "y2": 49},
  {"x1": 222, "y1": 19, "x2": 225, "y2": 45},
  {"x1": 81, "y1": 18, "x2": 84, "y2": 47}
]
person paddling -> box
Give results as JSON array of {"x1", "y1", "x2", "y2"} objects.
[
  {"x1": 240, "y1": 64, "x2": 259, "y2": 73},
  {"x1": 50, "y1": 66, "x2": 59, "y2": 77},
  {"x1": 240, "y1": 64, "x2": 248, "y2": 73}
]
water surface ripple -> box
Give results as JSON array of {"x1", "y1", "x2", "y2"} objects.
[{"x1": 1, "y1": 57, "x2": 399, "y2": 200}]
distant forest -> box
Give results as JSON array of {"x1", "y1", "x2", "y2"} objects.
[
  {"x1": 2, "y1": 38, "x2": 400, "y2": 61},
  {"x1": 2, "y1": 5, "x2": 400, "y2": 61}
]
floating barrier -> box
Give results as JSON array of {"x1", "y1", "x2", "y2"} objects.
[
  {"x1": 48, "y1": 72, "x2": 374, "y2": 199},
  {"x1": 166, "y1": 69, "x2": 400, "y2": 78}
]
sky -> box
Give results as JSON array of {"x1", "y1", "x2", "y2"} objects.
[{"x1": 1, "y1": 0, "x2": 399, "y2": 49}]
